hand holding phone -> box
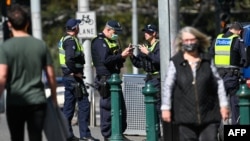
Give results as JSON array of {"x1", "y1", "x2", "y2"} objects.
[{"x1": 128, "y1": 44, "x2": 135, "y2": 51}]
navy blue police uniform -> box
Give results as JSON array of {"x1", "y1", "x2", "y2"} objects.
[
  {"x1": 59, "y1": 18, "x2": 99, "y2": 141},
  {"x1": 130, "y1": 24, "x2": 162, "y2": 138},
  {"x1": 130, "y1": 26, "x2": 161, "y2": 136},
  {"x1": 210, "y1": 23, "x2": 246, "y2": 125},
  {"x1": 91, "y1": 32, "x2": 127, "y2": 139},
  {"x1": 130, "y1": 41, "x2": 161, "y2": 111},
  {"x1": 61, "y1": 35, "x2": 93, "y2": 139}
]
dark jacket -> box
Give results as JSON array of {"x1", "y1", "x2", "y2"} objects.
[
  {"x1": 91, "y1": 33, "x2": 125, "y2": 76},
  {"x1": 171, "y1": 52, "x2": 221, "y2": 125},
  {"x1": 130, "y1": 41, "x2": 160, "y2": 73}
]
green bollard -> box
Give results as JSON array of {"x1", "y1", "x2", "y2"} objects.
[
  {"x1": 236, "y1": 80, "x2": 250, "y2": 125},
  {"x1": 108, "y1": 74, "x2": 124, "y2": 141},
  {"x1": 142, "y1": 83, "x2": 159, "y2": 141}
]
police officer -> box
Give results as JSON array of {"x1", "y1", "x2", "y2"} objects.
[
  {"x1": 59, "y1": 18, "x2": 99, "y2": 141},
  {"x1": 130, "y1": 24, "x2": 161, "y2": 137},
  {"x1": 91, "y1": 20, "x2": 131, "y2": 141},
  {"x1": 210, "y1": 22, "x2": 246, "y2": 125}
]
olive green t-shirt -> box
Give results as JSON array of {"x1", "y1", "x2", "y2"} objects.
[{"x1": 0, "y1": 36, "x2": 53, "y2": 106}]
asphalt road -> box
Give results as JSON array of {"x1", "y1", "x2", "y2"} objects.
[
  {"x1": 0, "y1": 85, "x2": 146, "y2": 141},
  {"x1": 0, "y1": 113, "x2": 146, "y2": 141}
]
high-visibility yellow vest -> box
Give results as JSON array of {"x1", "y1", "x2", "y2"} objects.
[
  {"x1": 147, "y1": 39, "x2": 159, "y2": 52},
  {"x1": 103, "y1": 38, "x2": 119, "y2": 53},
  {"x1": 91, "y1": 35, "x2": 120, "y2": 67},
  {"x1": 58, "y1": 35, "x2": 84, "y2": 68},
  {"x1": 214, "y1": 34, "x2": 238, "y2": 67}
]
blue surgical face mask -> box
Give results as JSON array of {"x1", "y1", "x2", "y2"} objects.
[{"x1": 111, "y1": 34, "x2": 118, "y2": 40}]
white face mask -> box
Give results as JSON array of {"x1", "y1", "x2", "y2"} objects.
[{"x1": 111, "y1": 34, "x2": 118, "y2": 40}]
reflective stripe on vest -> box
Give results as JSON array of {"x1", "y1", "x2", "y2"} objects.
[
  {"x1": 104, "y1": 38, "x2": 119, "y2": 49},
  {"x1": 214, "y1": 34, "x2": 238, "y2": 67},
  {"x1": 58, "y1": 35, "x2": 84, "y2": 68},
  {"x1": 103, "y1": 38, "x2": 120, "y2": 55}
]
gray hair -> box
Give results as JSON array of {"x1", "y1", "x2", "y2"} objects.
[{"x1": 174, "y1": 26, "x2": 211, "y2": 53}]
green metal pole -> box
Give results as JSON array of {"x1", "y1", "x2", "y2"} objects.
[
  {"x1": 109, "y1": 74, "x2": 123, "y2": 141},
  {"x1": 236, "y1": 82, "x2": 250, "y2": 125},
  {"x1": 142, "y1": 83, "x2": 159, "y2": 141}
]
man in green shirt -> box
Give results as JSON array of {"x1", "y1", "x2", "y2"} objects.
[{"x1": 0, "y1": 4, "x2": 57, "y2": 141}]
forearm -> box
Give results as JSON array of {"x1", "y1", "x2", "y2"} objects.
[
  {"x1": 0, "y1": 64, "x2": 7, "y2": 96},
  {"x1": 45, "y1": 65, "x2": 57, "y2": 105}
]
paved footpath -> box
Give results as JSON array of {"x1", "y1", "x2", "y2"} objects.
[{"x1": 0, "y1": 114, "x2": 146, "y2": 141}]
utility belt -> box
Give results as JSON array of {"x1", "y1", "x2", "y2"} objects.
[
  {"x1": 62, "y1": 71, "x2": 88, "y2": 98},
  {"x1": 96, "y1": 75, "x2": 111, "y2": 98},
  {"x1": 217, "y1": 67, "x2": 241, "y2": 78},
  {"x1": 145, "y1": 72, "x2": 160, "y2": 80},
  {"x1": 72, "y1": 82, "x2": 88, "y2": 98},
  {"x1": 61, "y1": 67, "x2": 83, "y2": 76}
]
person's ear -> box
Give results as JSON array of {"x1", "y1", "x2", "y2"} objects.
[
  {"x1": 7, "y1": 21, "x2": 12, "y2": 30},
  {"x1": 24, "y1": 22, "x2": 30, "y2": 32}
]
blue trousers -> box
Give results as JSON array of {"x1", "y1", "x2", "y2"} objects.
[
  {"x1": 62, "y1": 76, "x2": 91, "y2": 138},
  {"x1": 99, "y1": 95, "x2": 127, "y2": 138},
  {"x1": 221, "y1": 74, "x2": 240, "y2": 125}
]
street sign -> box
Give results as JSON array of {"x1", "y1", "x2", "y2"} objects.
[{"x1": 76, "y1": 11, "x2": 97, "y2": 39}]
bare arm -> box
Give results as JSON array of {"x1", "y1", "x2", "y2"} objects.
[
  {"x1": 45, "y1": 65, "x2": 58, "y2": 105},
  {"x1": 0, "y1": 64, "x2": 8, "y2": 96}
]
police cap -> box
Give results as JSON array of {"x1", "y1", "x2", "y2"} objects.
[
  {"x1": 106, "y1": 20, "x2": 123, "y2": 34},
  {"x1": 66, "y1": 18, "x2": 81, "y2": 30},
  {"x1": 142, "y1": 24, "x2": 158, "y2": 33}
]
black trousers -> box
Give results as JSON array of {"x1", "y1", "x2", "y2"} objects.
[
  {"x1": 218, "y1": 68, "x2": 240, "y2": 124},
  {"x1": 6, "y1": 104, "x2": 46, "y2": 141},
  {"x1": 179, "y1": 123, "x2": 219, "y2": 141}
]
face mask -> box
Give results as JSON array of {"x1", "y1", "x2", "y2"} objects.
[
  {"x1": 111, "y1": 34, "x2": 118, "y2": 40},
  {"x1": 182, "y1": 43, "x2": 198, "y2": 52}
]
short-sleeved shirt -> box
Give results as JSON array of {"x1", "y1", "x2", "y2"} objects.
[{"x1": 0, "y1": 36, "x2": 53, "y2": 106}]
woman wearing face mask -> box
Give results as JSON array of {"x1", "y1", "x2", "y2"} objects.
[{"x1": 161, "y1": 26, "x2": 229, "y2": 141}]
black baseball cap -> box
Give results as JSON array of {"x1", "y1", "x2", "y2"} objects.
[
  {"x1": 106, "y1": 20, "x2": 123, "y2": 34},
  {"x1": 66, "y1": 18, "x2": 81, "y2": 30},
  {"x1": 142, "y1": 24, "x2": 158, "y2": 33}
]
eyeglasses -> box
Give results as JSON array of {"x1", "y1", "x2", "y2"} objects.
[{"x1": 182, "y1": 38, "x2": 197, "y2": 43}]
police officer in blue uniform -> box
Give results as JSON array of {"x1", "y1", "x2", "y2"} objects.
[
  {"x1": 91, "y1": 20, "x2": 131, "y2": 141},
  {"x1": 210, "y1": 22, "x2": 246, "y2": 125},
  {"x1": 130, "y1": 24, "x2": 162, "y2": 138},
  {"x1": 59, "y1": 18, "x2": 99, "y2": 141}
]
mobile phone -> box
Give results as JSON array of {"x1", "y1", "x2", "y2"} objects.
[
  {"x1": 131, "y1": 44, "x2": 140, "y2": 48},
  {"x1": 129, "y1": 46, "x2": 135, "y2": 51}
]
